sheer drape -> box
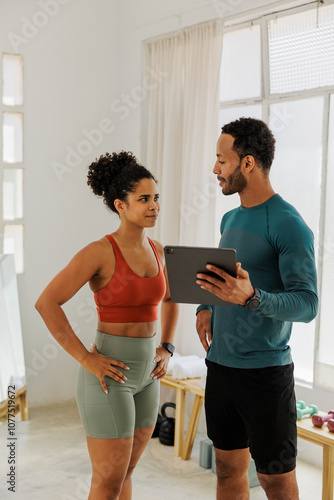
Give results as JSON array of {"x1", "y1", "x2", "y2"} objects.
[
  {"x1": 145, "y1": 20, "x2": 223, "y2": 354},
  {"x1": 145, "y1": 19, "x2": 223, "y2": 247}
]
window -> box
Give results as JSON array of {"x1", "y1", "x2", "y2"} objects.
[
  {"x1": 1, "y1": 54, "x2": 24, "y2": 274},
  {"x1": 218, "y1": 2, "x2": 334, "y2": 388},
  {"x1": 268, "y1": 5, "x2": 334, "y2": 93},
  {"x1": 3, "y1": 112, "x2": 23, "y2": 163},
  {"x1": 2, "y1": 54, "x2": 23, "y2": 106},
  {"x1": 220, "y1": 25, "x2": 261, "y2": 101}
]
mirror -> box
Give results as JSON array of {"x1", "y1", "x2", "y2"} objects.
[{"x1": 0, "y1": 254, "x2": 28, "y2": 420}]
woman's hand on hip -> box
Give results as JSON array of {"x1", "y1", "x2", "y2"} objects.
[
  {"x1": 151, "y1": 346, "x2": 171, "y2": 380},
  {"x1": 81, "y1": 343, "x2": 129, "y2": 394}
]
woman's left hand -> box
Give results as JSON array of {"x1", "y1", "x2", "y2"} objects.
[{"x1": 151, "y1": 347, "x2": 171, "y2": 380}]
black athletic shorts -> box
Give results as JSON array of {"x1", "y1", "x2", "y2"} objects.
[{"x1": 205, "y1": 359, "x2": 297, "y2": 475}]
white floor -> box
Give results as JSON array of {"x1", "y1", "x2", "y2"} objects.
[{"x1": 0, "y1": 401, "x2": 323, "y2": 499}]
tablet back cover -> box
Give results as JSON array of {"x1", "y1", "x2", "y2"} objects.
[{"x1": 164, "y1": 246, "x2": 237, "y2": 306}]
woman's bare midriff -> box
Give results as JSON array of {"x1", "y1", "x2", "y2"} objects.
[{"x1": 97, "y1": 320, "x2": 157, "y2": 338}]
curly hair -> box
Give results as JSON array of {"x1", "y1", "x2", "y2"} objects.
[
  {"x1": 221, "y1": 117, "x2": 276, "y2": 171},
  {"x1": 87, "y1": 151, "x2": 157, "y2": 214}
]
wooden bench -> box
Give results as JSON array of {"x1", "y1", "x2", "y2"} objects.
[
  {"x1": 0, "y1": 386, "x2": 29, "y2": 422},
  {"x1": 160, "y1": 375, "x2": 334, "y2": 500},
  {"x1": 160, "y1": 375, "x2": 204, "y2": 460}
]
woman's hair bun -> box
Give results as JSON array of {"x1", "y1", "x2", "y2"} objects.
[
  {"x1": 87, "y1": 151, "x2": 156, "y2": 215},
  {"x1": 87, "y1": 151, "x2": 136, "y2": 196}
]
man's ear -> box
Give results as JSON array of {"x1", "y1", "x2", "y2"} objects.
[{"x1": 243, "y1": 155, "x2": 255, "y2": 173}]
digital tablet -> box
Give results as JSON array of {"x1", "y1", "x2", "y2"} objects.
[{"x1": 164, "y1": 245, "x2": 237, "y2": 306}]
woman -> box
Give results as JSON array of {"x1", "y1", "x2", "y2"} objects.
[{"x1": 35, "y1": 151, "x2": 179, "y2": 500}]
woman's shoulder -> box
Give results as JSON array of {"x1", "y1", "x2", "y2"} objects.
[
  {"x1": 78, "y1": 236, "x2": 116, "y2": 280},
  {"x1": 75, "y1": 236, "x2": 115, "y2": 263},
  {"x1": 151, "y1": 239, "x2": 163, "y2": 251},
  {"x1": 84, "y1": 235, "x2": 112, "y2": 251},
  {"x1": 150, "y1": 239, "x2": 164, "y2": 263}
]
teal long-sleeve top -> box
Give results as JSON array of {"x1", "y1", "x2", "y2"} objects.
[{"x1": 196, "y1": 194, "x2": 318, "y2": 369}]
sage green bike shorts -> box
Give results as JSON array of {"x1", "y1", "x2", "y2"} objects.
[{"x1": 75, "y1": 331, "x2": 159, "y2": 439}]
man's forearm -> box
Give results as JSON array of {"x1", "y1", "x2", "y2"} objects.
[{"x1": 256, "y1": 289, "x2": 318, "y2": 323}]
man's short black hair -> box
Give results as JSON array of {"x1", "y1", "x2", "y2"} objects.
[{"x1": 221, "y1": 117, "x2": 276, "y2": 171}]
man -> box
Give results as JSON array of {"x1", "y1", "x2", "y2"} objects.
[{"x1": 196, "y1": 117, "x2": 318, "y2": 500}]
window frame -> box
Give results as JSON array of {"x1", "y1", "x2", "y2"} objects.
[{"x1": 1, "y1": 52, "x2": 25, "y2": 274}]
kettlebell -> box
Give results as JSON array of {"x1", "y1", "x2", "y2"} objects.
[
  {"x1": 159, "y1": 402, "x2": 176, "y2": 446},
  {"x1": 151, "y1": 412, "x2": 163, "y2": 438}
]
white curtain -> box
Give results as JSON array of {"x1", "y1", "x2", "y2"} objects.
[{"x1": 145, "y1": 20, "x2": 223, "y2": 355}]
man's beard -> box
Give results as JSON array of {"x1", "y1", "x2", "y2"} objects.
[{"x1": 219, "y1": 162, "x2": 247, "y2": 195}]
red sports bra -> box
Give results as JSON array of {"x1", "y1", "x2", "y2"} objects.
[{"x1": 94, "y1": 235, "x2": 166, "y2": 323}]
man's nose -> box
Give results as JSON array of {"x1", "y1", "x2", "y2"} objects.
[{"x1": 213, "y1": 161, "x2": 220, "y2": 174}]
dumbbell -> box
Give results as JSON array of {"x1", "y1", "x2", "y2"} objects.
[
  {"x1": 296, "y1": 404, "x2": 318, "y2": 420},
  {"x1": 312, "y1": 411, "x2": 334, "y2": 428},
  {"x1": 296, "y1": 400, "x2": 306, "y2": 410},
  {"x1": 328, "y1": 419, "x2": 334, "y2": 433}
]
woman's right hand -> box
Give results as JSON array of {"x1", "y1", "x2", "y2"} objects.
[{"x1": 81, "y1": 344, "x2": 129, "y2": 394}]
